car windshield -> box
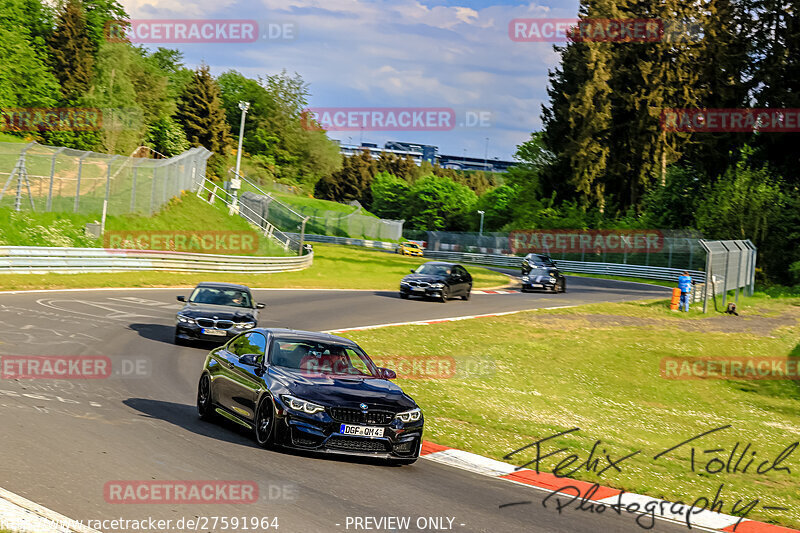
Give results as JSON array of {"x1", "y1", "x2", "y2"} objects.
[
  {"x1": 528, "y1": 255, "x2": 555, "y2": 267},
  {"x1": 405, "y1": 242, "x2": 421, "y2": 248},
  {"x1": 270, "y1": 338, "x2": 381, "y2": 377},
  {"x1": 189, "y1": 287, "x2": 252, "y2": 308},
  {"x1": 415, "y1": 264, "x2": 451, "y2": 276}
]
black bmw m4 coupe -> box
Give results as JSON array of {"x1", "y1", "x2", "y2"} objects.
[{"x1": 196, "y1": 328, "x2": 423, "y2": 464}]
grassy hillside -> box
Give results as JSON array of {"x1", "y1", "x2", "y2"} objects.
[{"x1": 0, "y1": 192, "x2": 290, "y2": 256}]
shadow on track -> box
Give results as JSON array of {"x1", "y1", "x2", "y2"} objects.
[
  {"x1": 128, "y1": 323, "x2": 219, "y2": 350},
  {"x1": 123, "y1": 398, "x2": 405, "y2": 468},
  {"x1": 123, "y1": 397, "x2": 258, "y2": 447}
]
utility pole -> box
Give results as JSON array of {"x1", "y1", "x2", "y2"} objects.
[{"x1": 231, "y1": 101, "x2": 250, "y2": 215}]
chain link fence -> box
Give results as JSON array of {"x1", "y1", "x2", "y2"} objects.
[
  {"x1": 405, "y1": 230, "x2": 708, "y2": 271},
  {"x1": 225, "y1": 170, "x2": 403, "y2": 241},
  {"x1": 0, "y1": 141, "x2": 212, "y2": 215}
]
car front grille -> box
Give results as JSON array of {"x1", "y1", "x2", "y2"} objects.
[
  {"x1": 406, "y1": 281, "x2": 430, "y2": 288},
  {"x1": 329, "y1": 407, "x2": 395, "y2": 425},
  {"x1": 327, "y1": 436, "x2": 389, "y2": 453},
  {"x1": 196, "y1": 318, "x2": 234, "y2": 329}
]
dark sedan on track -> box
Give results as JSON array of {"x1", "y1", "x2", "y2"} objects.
[
  {"x1": 519, "y1": 254, "x2": 566, "y2": 293},
  {"x1": 175, "y1": 282, "x2": 265, "y2": 345},
  {"x1": 197, "y1": 328, "x2": 423, "y2": 464},
  {"x1": 399, "y1": 261, "x2": 472, "y2": 302}
]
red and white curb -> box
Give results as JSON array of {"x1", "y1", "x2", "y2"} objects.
[
  {"x1": 0, "y1": 486, "x2": 99, "y2": 533},
  {"x1": 472, "y1": 289, "x2": 517, "y2": 294},
  {"x1": 419, "y1": 442, "x2": 797, "y2": 533}
]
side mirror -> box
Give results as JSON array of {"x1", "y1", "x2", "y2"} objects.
[
  {"x1": 410, "y1": 268, "x2": 415, "y2": 273},
  {"x1": 256, "y1": 303, "x2": 265, "y2": 309},
  {"x1": 239, "y1": 354, "x2": 260, "y2": 367},
  {"x1": 176, "y1": 296, "x2": 185, "y2": 302},
  {"x1": 379, "y1": 367, "x2": 397, "y2": 380}
]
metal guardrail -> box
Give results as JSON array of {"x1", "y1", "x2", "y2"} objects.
[
  {"x1": 421, "y1": 250, "x2": 706, "y2": 283},
  {"x1": 287, "y1": 233, "x2": 397, "y2": 251},
  {"x1": 0, "y1": 246, "x2": 313, "y2": 274}
]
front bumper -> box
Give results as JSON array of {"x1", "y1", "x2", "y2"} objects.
[
  {"x1": 175, "y1": 323, "x2": 251, "y2": 342},
  {"x1": 399, "y1": 285, "x2": 444, "y2": 298},
  {"x1": 521, "y1": 276, "x2": 557, "y2": 291},
  {"x1": 273, "y1": 405, "x2": 423, "y2": 460}
]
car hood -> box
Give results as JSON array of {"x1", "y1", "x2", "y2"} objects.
[
  {"x1": 178, "y1": 302, "x2": 256, "y2": 320},
  {"x1": 402, "y1": 273, "x2": 446, "y2": 283},
  {"x1": 269, "y1": 366, "x2": 416, "y2": 411}
]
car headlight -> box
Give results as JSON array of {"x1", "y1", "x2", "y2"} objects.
[
  {"x1": 549, "y1": 277, "x2": 557, "y2": 283},
  {"x1": 395, "y1": 408, "x2": 422, "y2": 423},
  {"x1": 522, "y1": 276, "x2": 529, "y2": 281},
  {"x1": 281, "y1": 395, "x2": 325, "y2": 415},
  {"x1": 234, "y1": 321, "x2": 256, "y2": 329},
  {"x1": 430, "y1": 282, "x2": 444, "y2": 289},
  {"x1": 400, "y1": 280, "x2": 409, "y2": 285},
  {"x1": 176, "y1": 314, "x2": 195, "y2": 324}
]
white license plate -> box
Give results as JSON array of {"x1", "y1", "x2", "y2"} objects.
[
  {"x1": 412, "y1": 287, "x2": 425, "y2": 292},
  {"x1": 202, "y1": 328, "x2": 227, "y2": 336},
  {"x1": 339, "y1": 424, "x2": 384, "y2": 437}
]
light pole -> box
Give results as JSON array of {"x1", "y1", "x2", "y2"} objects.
[
  {"x1": 234, "y1": 101, "x2": 250, "y2": 178},
  {"x1": 477, "y1": 210, "x2": 485, "y2": 237},
  {"x1": 231, "y1": 101, "x2": 250, "y2": 214},
  {"x1": 484, "y1": 137, "x2": 489, "y2": 172}
]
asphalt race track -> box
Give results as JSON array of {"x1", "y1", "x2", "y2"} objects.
[{"x1": 0, "y1": 277, "x2": 689, "y2": 533}]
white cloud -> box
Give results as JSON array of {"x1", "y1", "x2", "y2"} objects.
[{"x1": 118, "y1": 0, "x2": 579, "y2": 158}]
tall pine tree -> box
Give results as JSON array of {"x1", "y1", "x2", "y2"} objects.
[
  {"x1": 175, "y1": 64, "x2": 231, "y2": 178},
  {"x1": 48, "y1": 0, "x2": 94, "y2": 103}
]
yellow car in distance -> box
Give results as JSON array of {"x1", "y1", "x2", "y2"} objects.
[{"x1": 397, "y1": 241, "x2": 424, "y2": 257}]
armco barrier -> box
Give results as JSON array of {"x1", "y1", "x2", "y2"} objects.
[
  {"x1": 286, "y1": 233, "x2": 397, "y2": 251},
  {"x1": 0, "y1": 247, "x2": 313, "y2": 274},
  {"x1": 420, "y1": 250, "x2": 706, "y2": 283},
  {"x1": 296, "y1": 235, "x2": 707, "y2": 284}
]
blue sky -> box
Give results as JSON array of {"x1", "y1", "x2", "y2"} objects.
[{"x1": 122, "y1": 0, "x2": 580, "y2": 160}]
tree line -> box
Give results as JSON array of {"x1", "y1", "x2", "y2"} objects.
[
  {"x1": 515, "y1": 0, "x2": 799, "y2": 283},
  {"x1": 0, "y1": 0, "x2": 340, "y2": 187}
]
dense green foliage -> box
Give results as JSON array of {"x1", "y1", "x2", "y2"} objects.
[
  {"x1": 0, "y1": 0, "x2": 340, "y2": 186},
  {"x1": 524, "y1": 0, "x2": 800, "y2": 281}
]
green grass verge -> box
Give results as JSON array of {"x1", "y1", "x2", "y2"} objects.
[
  {"x1": 270, "y1": 191, "x2": 377, "y2": 217},
  {"x1": 0, "y1": 242, "x2": 510, "y2": 291},
  {"x1": 0, "y1": 132, "x2": 27, "y2": 143},
  {"x1": 346, "y1": 293, "x2": 800, "y2": 529}
]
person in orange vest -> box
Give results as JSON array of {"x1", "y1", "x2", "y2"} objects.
[{"x1": 678, "y1": 271, "x2": 692, "y2": 312}]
